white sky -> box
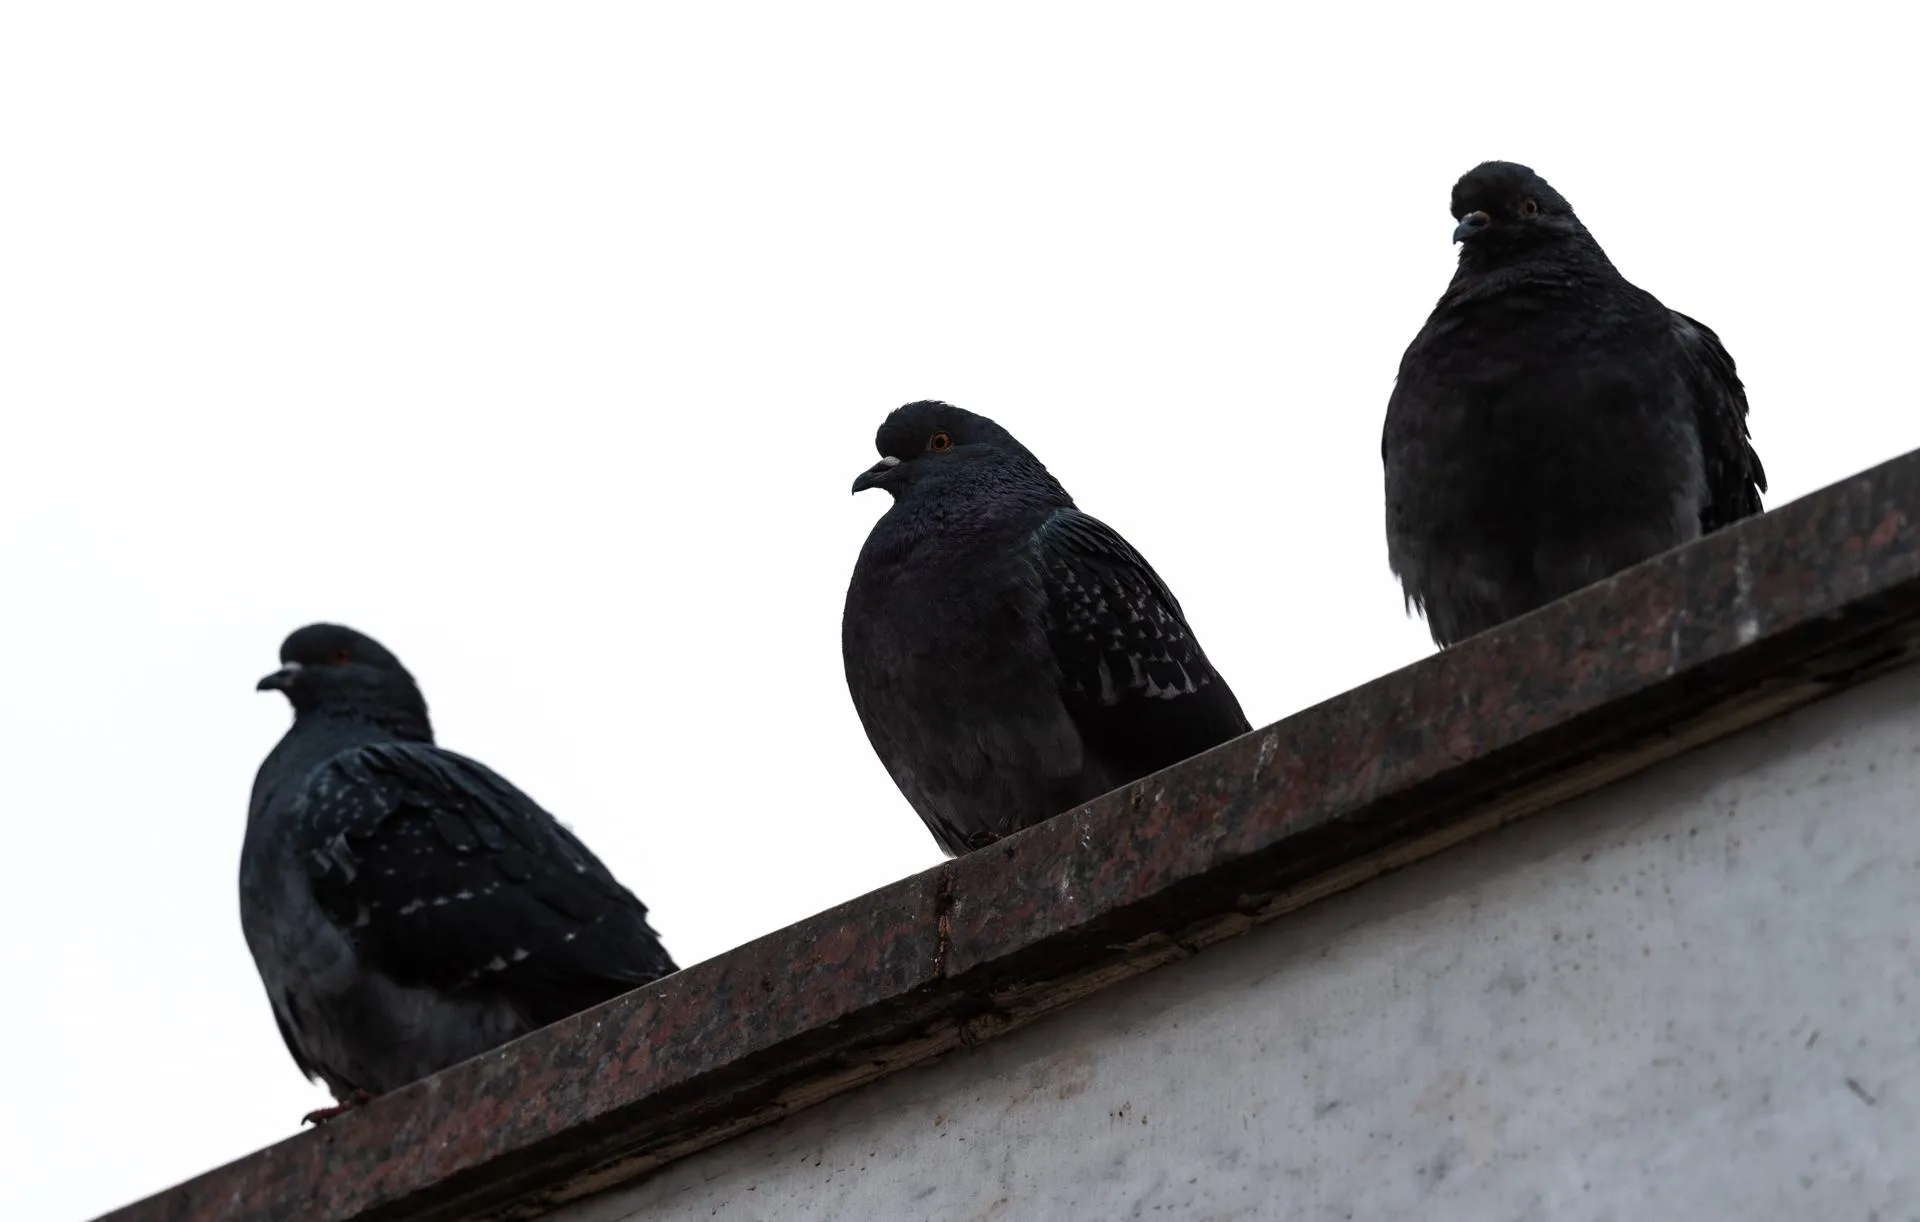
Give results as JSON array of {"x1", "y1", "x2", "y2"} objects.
[{"x1": 1, "y1": 4, "x2": 1913, "y2": 1218}]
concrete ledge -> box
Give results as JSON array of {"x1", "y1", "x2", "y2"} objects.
[{"x1": 100, "y1": 449, "x2": 1920, "y2": 1222}]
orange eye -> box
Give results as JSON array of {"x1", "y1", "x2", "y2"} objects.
[
  {"x1": 331, "y1": 648, "x2": 352, "y2": 664},
  {"x1": 929, "y1": 431, "x2": 954, "y2": 452},
  {"x1": 1520, "y1": 198, "x2": 1540, "y2": 218}
]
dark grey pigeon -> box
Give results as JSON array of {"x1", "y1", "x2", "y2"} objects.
[
  {"x1": 1384, "y1": 160, "x2": 1766, "y2": 647},
  {"x1": 843, "y1": 400, "x2": 1251, "y2": 856},
  {"x1": 240, "y1": 624, "x2": 675, "y2": 1123}
]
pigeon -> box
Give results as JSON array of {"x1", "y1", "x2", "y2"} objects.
[
  {"x1": 239, "y1": 624, "x2": 675, "y2": 1122},
  {"x1": 1383, "y1": 160, "x2": 1766, "y2": 647},
  {"x1": 843, "y1": 400, "x2": 1251, "y2": 856}
]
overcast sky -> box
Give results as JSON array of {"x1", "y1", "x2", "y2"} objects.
[{"x1": 2, "y1": 4, "x2": 1914, "y2": 1219}]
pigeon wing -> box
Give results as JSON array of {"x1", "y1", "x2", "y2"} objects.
[
  {"x1": 291, "y1": 742, "x2": 675, "y2": 1023},
  {"x1": 1034, "y1": 508, "x2": 1251, "y2": 774},
  {"x1": 1671, "y1": 310, "x2": 1766, "y2": 531}
]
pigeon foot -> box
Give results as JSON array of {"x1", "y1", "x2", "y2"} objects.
[{"x1": 302, "y1": 1089, "x2": 373, "y2": 1125}]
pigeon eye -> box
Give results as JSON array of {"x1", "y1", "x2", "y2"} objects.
[
  {"x1": 1520, "y1": 198, "x2": 1540, "y2": 218},
  {"x1": 330, "y1": 648, "x2": 352, "y2": 665},
  {"x1": 928, "y1": 431, "x2": 954, "y2": 453}
]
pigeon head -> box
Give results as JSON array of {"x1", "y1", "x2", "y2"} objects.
[
  {"x1": 851, "y1": 400, "x2": 1065, "y2": 504},
  {"x1": 257, "y1": 623, "x2": 432, "y2": 732},
  {"x1": 1447, "y1": 161, "x2": 1591, "y2": 263}
]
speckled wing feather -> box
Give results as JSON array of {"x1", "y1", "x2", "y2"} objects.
[
  {"x1": 1671, "y1": 310, "x2": 1767, "y2": 531},
  {"x1": 1035, "y1": 508, "x2": 1250, "y2": 773},
  {"x1": 293, "y1": 742, "x2": 674, "y2": 1024}
]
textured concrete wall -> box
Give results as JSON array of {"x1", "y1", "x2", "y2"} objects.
[{"x1": 556, "y1": 664, "x2": 1920, "y2": 1222}]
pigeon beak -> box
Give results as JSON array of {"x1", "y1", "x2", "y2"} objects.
[
  {"x1": 851, "y1": 455, "x2": 903, "y2": 495},
  {"x1": 1453, "y1": 211, "x2": 1491, "y2": 243},
  {"x1": 256, "y1": 662, "x2": 302, "y2": 692}
]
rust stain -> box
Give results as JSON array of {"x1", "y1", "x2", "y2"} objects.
[
  {"x1": 932, "y1": 863, "x2": 956, "y2": 980},
  {"x1": 1868, "y1": 507, "x2": 1908, "y2": 551}
]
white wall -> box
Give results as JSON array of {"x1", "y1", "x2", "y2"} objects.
[{"x1": 556, "y1": 663, "x2": 1920, "y2": 1221}]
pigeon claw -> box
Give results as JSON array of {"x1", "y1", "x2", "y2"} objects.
[{"x1": 301, "y1": 1089, "x2": 373, "y2": 1126}]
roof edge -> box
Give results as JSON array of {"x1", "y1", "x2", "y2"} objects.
[{"x1": 102, "y1": 449, "x2": 1920, "y2": 1222}]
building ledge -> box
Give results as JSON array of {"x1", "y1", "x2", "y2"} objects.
[{"x1": 101, "y1": 449, "x2": 1920, "y2": 1222}]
